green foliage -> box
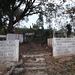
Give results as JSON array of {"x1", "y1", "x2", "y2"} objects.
[
  {"x1": 15, "y1": 28, "x2": 53, "y2": 39},
  {"x1": 15, "y1": 28, "x2": 33, "y2": 33}
]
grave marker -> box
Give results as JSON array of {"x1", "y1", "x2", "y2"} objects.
[
  {"x1": 7, "y1": 34, "x2": 23, "y2": 43},
  {"x1": 52, "y1": 38, "x2": 75, "y2": 56},
  {"x1": 47, "y1": 38, "x2": 52, "y2": 46},
  {"x1": 0, "y1": 40, "x2": 19, "y2": 61}
]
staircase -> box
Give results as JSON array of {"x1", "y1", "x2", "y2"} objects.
[{"x1": 23, "y1": 53, "x2": 48, "y2": 75}]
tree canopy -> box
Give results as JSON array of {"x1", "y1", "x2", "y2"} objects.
[
  {"x1": 0, "y1": 0, "x2": 41, "y2": 33},
  {"x1": 0, "y1": 0, "x2": 75, "y2": 33}
]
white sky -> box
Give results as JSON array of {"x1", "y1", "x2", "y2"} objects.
[
  {"x1": 19, "y1": 0, "x2": 75, "y2": 29},
  {"x1": 19, "y1": 14, "x2": 38, "y2": 28}
]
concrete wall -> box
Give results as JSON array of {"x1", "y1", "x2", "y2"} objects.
[
  {"x1": 52, "y1": 38, "x2": 75, "y2": 56},
  {"x1": 0, "y1": 35, "x2": 6, "y2": 38},
  {"x1": 0, "y1": 40, "x2": 19, "y2": 61},
  {"x1": 7, "y1": 34, "x2": 23, "y2": 43}
]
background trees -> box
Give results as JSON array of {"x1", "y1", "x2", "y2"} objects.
[{"x1": 0, "y1": 0, "x2": 75, "y2": 35}]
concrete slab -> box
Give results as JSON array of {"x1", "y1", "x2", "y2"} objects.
[
  {"x1": 3, "y1": 61, "x2": 15, "y2": 68},
  {"x1": 23, "y1": 54, "x2": 45, "y2": 58},
  {"x1": 25, "y1": 67, "x2": 47, "y2": 70},
  {"x1": 27, "y1": 57, "x2": 45, "y2": 63},
  {"x1": 26, "y1": 71, "x2": 48, "y2": 75},
  {"x1": 25, "y1": 63, "x2": 46, "y2": 66},
  {"x1": 35, "y1": 58, "x2": 45, "y2": 62}
]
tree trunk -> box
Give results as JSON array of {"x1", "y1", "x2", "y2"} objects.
[
  {"x1": 8, "y1": 24, "x2": 13, "y2": 33},
  {"x1": 8, "y1": 15, "x2": 14, "y2": 33}
]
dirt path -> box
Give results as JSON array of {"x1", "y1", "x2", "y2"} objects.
[{"x1": 19, "y1": 40, "x2": 52, "y2": 75}]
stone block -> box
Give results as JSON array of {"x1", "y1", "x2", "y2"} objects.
[{"x1": 0, "y1": 40, "x2": 19, "y2": 61}]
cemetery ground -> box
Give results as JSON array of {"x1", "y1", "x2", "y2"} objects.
[
  {"x1": 1, "y1": 39, "x2": 75, "y2": 75},
  {"x1": 19, "y1": 40, "x2": 75, "y2": 75}
]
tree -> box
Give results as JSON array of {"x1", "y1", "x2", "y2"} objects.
[
  {"x1": 1, "y1": 0, "x2": 75, "y2": 34},
  {"x1": 37, "y1": 0, "x2": 69, "y2": 30},
  {"x1": 36, "y1": 13, "x2": 44, "y2": 29},
  {"x1": 66, "y1": 24, "x2": 72, "y2": 37},
  {"x1": 0, "y1": 0, "x2": 41, "y2": 33},
  {"x1": 36, "y1": 4, "x2": 44, "y2": 29},
  {"x1": 33, "y1": 24, "x2": 39, "y2": 30},
  {"x1": 66, "y1": 6, "x2": 75, "y2": 30}
]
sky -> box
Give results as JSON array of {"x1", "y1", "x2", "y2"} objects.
[
  {"x1": 19, "y1": 14, "x2": 39, "y2": 28},
  {"x1": 19, "y1": 14, "x2": 49, "y2": 29},
  {"x1": 19, "y1": 0, "x2": 75, "y2": 29}
]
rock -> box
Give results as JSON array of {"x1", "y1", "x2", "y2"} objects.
[
  {"x1": 0, "y1": 63, "x2": 6, "y2": 72},
  {"x1": 0, "y1": 72, "x2": 3, "y2": 75},
  {"x1": 14, "y1": 68, "x2": 24, "y2": 74},
  {"x1": 4, "y1": 59, "x2": 23, "y2": 75},
  {"x1": 3, "y1": 61, "x2": 15, "y2": 68}
]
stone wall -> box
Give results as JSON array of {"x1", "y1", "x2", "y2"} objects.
[
  {"x1": 0, "y1": 40, "x2": 19, "y2": 61},
  {"x1": 52, "y1": 38, "x2": 75, "y2": 56}
]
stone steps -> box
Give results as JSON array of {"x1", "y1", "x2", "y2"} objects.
[
  {"x1": 25, "y1": 71, "x2": 48, "y2": 75},
  {"x1": 25, "y1": 63, "x2": 46, "y2": 66},
  {"x1": 24, "y1": 53, "x2": 48, "y2": 75},
  {"x1": 30, "y1": 48, "x2": 45, "y2": 50},
  {"x1": 23, "y1": 54, "x2": 45, "y2": 58},
  {"x1": 25, "y1": 67, "x2": 47, "y2": 70}
]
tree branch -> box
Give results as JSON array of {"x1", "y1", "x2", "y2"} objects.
[
  {"x1": 13, "y1": 0, "x2": 41, "y2": 25},
  {"x1": 13, "y1": 1, "x2": 23, "y2": 11}
]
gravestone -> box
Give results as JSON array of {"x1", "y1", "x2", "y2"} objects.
[
  {"x1": 7, "y1": 34, "x2": 23, "y2": 43},
  {"x1": 47, "y1": 38, "x2": 52, "y2": 46},
  {"x1": 0, "y1": 35, "x2": 6, "y2": 38},
  {"x1": 0, "y1": 35, "x2": 6, "y2": 40},
  {"x1": 0, "y1": 40, "x2": 19, "y2": 61},
  {"x1": 52, "y1": 38, "x2": 75, "y2": 56}
]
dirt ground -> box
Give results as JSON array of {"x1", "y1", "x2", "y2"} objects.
[{"x1": 19, "y1": 39, "x2": 75, "y2": 75}]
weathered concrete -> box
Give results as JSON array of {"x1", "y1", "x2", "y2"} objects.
[
  {"x1": 26, "y1": 71, "x2": 48, "y2": 75},
  {"x1": 23, "y1": 54, "x2": 45, "y2": 57},
  {"x1": 53, "y1": 38, "x2": 75, "y2": 56},
  {"x1": 14, "y1": 68, "x2": 24, "y2": 74},
  {"x1": 7, "y1": 34, "x2": 23, "y2": 43},
  {"x1": 0, "y1": 40, "x2": 19, "y2": 62},
  {"x1": 25, "y1": 67, "x2": 46, "y2": 70},
  {"x1": 24, "y1": 53, "x2": 48, "y2": 73},
  {"x1": 27, "y1": 57, "x2": 45, "y2": 63},
  {"x1": 25, "y1": 63, "x2": 46, "y2": 66}
]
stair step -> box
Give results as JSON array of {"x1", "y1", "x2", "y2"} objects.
[
  {"x1": 26, "y1": 71, "x2": 48, "y2": 75},
  {"x1": 25, "y1": 57, "x2": 45, "y2": 63},
  {"x1": 25, "y1": 63, "x2": 46, "y2": 66},
  {"x1": 23, "y1": 54, "x2": 45, "y2": 57},
  {"x1": 30, "y1": 49, "x2": 44, "y2": 50},
  {"x1": 25, "y1": 67, "x2": 47, "y2": 70}
]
